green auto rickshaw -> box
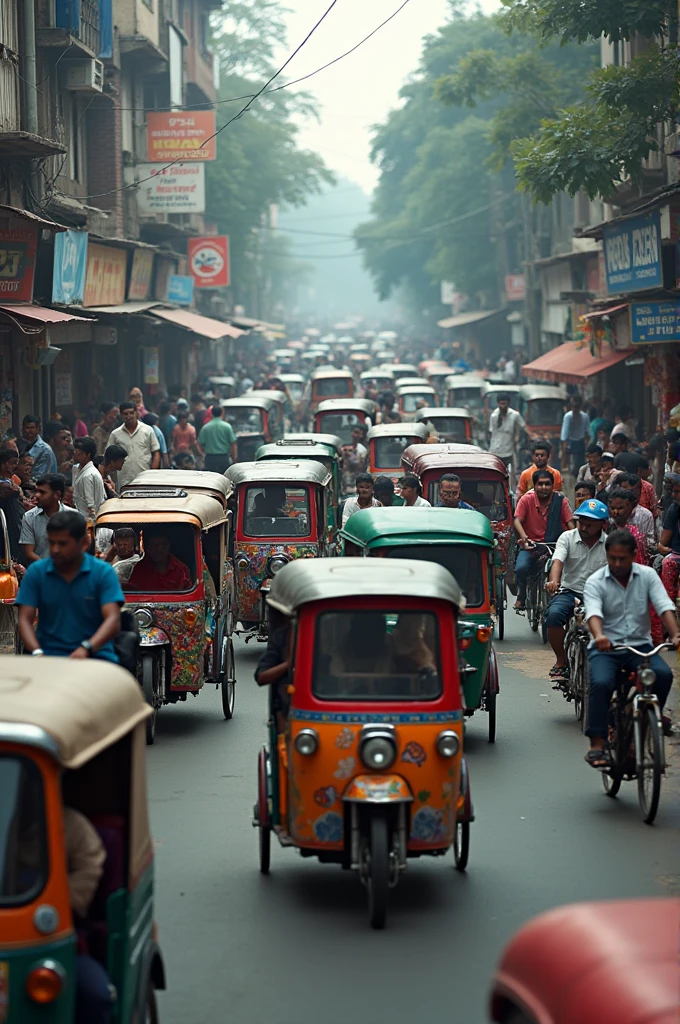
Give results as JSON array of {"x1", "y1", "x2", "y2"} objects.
[
  {"x1": 339, "y1": 506, "x2": 499, "y2": 741},
  {"x1": 255, "y1": 437, "x2": 342, "y2": 530}
]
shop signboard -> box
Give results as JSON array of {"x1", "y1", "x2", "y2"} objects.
[
  {"x1": 52, "y1": 229, "x2": 88, "y2": 304},
  {"x1": 146, "y1": 111, "x2": 216, "y2": 162},
  {"x1": 188, "y1": 235, "x2": 230, "y2": 288},
  {"x1": 166, "y1": 274, "x2": 194, "y2": 305},
  {"x1": 630, "y1": 300, "x2": 680, "y2": 345},
  {"x1": 136, "y1": 163, "x2": 206, "y2": 213},
  {"x1": 128, "y1": 248, "x2": 155, "y2": 300},
  {"x1": 83, "y1": 243, "x2": 127, "y2": 307},
  {"x1": 505, "y1": 273, "x2": 526, "y2": 301},
  {"x1": 54, "y1": 372, "x2": 73, "y2": 406},
  {"x1": 0, "y1": 213, "x2": 39, "y2": 302},
  {"x1": 603, "y1": 210, "x2": 663, "y2": 294},
  {"x1": 143, "y1": 347, "x2": 160, "y2": 385}
]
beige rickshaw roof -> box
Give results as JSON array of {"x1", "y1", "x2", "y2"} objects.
[
  {"x1": 127, "y1": 470, "x2": 233, "y2": 503},
  {"x1": 96, "y1": 493, "x2": 228, "y2": 529}
]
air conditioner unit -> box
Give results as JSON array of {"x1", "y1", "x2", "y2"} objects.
[{"x1": 66, "y1": 59, "x2": 104, "y2": 93}]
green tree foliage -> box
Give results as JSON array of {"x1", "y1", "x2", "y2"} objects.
[
  {"x1": 501, "y1": 0, "x2": 680, "y2": 201},
  {"x1": 355, "y1": 3, "x2": 594, "y2": 312},
  {"x1": 206, "y1": 0, "x2": 334, "y2": 310}
]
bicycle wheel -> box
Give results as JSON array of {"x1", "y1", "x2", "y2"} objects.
[
  {"x1": 602, "y1": 706, "x2": 625, "y2": 798},
  {"x1": 528, "y1": 582, "x2": 539, "y2": 632},
  {"x1": 572, "y1": 643, "x2": 584, "y2": 723},
  {"x1": 637, "y1": 706, "x2": 663, "y2": 825}
]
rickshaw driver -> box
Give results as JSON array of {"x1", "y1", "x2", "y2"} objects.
[
  {"x1": 544, "y1": 499, "x2": 608, "y2": 681},
  {"x1": 436, "y1": 473, "x2": 474, "y2": 510},
  {"x1": 253, "y1": 485, "x2": 290, "y2": 519},
  {"x1": 582, "y1": 530, "x2": 679, "y2": 769},
  {"x1": 128, "y1": 527, "x2": 192, "y2": 591},
  {"x1": 513, "y1": 470, "x2": 575, "y2": 611}
]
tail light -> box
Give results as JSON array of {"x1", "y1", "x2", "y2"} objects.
[
  {"x1": 476, "y1": 626, "x2": 493, "y2": 643},
  {"x1": 26, "y1": 961, "x2": 64, "y2": 1003}
]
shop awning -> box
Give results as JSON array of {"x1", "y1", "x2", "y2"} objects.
[
  {"x1": 0, "y1": 304, "x2": 91, "y2": 324},
  {"x1": 437, "y1": 309, "x2": 502, "y2": 329},
  {"x1": 580, "y1": 303, "x2": 628, "y2": 320},
  {"x1": 153, "y1": 308, "x2": 245, "y2": 339},
  {"x1": 0, "y1": 205, "x2": 67, "y2": 231},
  {"x1": 521, "y1": 341, "x2": 634, "y2": 385},
  {"x1": 86, "y1": 301, "x2": 161, "y2": 314}
]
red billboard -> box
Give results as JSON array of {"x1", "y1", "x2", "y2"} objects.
[
  {"x1": 188, "y1": 236, "x2": 230, "y2": 289},
  {"x1": 146, "y1": 111, "x2": 217, "y2": 162}
]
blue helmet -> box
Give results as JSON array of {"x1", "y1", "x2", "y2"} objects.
[{"x1": 575, "y1": 498, "x2": 609, "y2": 521}]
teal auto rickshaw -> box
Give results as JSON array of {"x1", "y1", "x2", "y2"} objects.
[{"x1": 255, "y1": 437, "x2": 343, "y2": 529}]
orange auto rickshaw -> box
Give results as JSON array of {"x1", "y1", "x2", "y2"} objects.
[
  {"x1": 307, "y1": 368, "x2": 354, "y2": 415},
  {"x1": 518, "y1": 384, "x2": 568, "y2": 468},
  {"x1": 254, "y1": 557, "x2": 473, "y2": 928}
]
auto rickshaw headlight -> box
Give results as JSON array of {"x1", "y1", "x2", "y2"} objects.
[
  {"x1": 236, "y1": 554, "x2": 250, "y2": 570},
  {"x1": 476, "y1": 625, "x2": 493, "y2": 643},
  {"x1": 268, "y1": 554, "x2": 290, "y2": 576},
  {"x1": 26, "y1": 961, "x2": 65, "y2": 1004},
  {"x1": 436, "y1": 730, "x2": 460, "y2": 758},
  {"x1": 360, "y1": 730, "x2": 397, "y2": 770},
  {"x1": 294, "y1": 728, "x2": 319, "y2": 756},
  {"x1": 134, "y1": 607, "x2": 153, "y2": 629}
]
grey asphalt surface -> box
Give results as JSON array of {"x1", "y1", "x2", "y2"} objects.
[{"x1": 147, "y1": 612, "x2": 679, "y2": 1024}]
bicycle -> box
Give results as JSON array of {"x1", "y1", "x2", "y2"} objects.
[
  {"x1": 522, "y1": 541, "x2": 555, "y2": 642},
  {"x1": 562, "y1": 599, "x2": 590, "y2": 729},
  {"x1": 600, "y1": 642, "x2": 673, "y2": 825}
]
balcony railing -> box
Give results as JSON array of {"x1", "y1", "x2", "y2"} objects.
[{"x1": 55, "y1": 0, "x2": 110, "y2": 56}]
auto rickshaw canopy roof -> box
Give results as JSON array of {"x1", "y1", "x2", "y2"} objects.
[
  {"x1": 445, "y1": 375, "x2": 485, "y2": 389},
  {"x1": 366, "y1": 422, "x2": 430, "y2": 442},
  {"x1": 285, "y1": 432, "x2": 345, "y2": 455},
  {"x1": 414, "y1": 407, "x2": 472, "y2": 422},
  {"x1": 0, "y1": 656, "x2": 151, "y2": 768},
  {"x1": 225, "y1": 459, "x2": 332, "y2": 488},
  {"x1": 256, "y1": 440, "x2": 338, "y2": 462},
  {"x1": 247, "y1": 389, "x2": 287, "y2": 407},
  {"x1": 381, "y1": 363, "x2": 418, "y2": 376},
  {"x1": 316, "y1": 398, "x2": 378, "y2": 416},
  {"x1": 394, "y1": 377, "x2": 431, "y2": 389},
  {"x1": 278, "y1": 373, "x2": 305, "y2": 384},
  {"x1": 310, "y1": 368, "x2": 354, "y2": 381},
  {"x1": 340, "y1": 507, "x2": 494, "y2": 549},
  {"x1": 97, "y1": 493, "x2": 228, "y2": 529},
  {"x1": 208, "y1": 375, "x2": 236, "y2": 387},
  {"x1": 221, "y1": 394, "x2": 282, "y2": 412},
  {"x1": 267, "y1": 556, "x2": 464, "y2": 615},
  {"x1": 126, "y1": 470, "x2": 233, "y2": 504},
  {"x1": 360, "y1": 367, "x2": 394, "y2": 381},
  {"x1": 426, "y1": 366, "x2": 457, "y2": 379},
  {"x1": 402, "y1": 444, "x2": 508, "y2": 477},
  {"x1": 518, "y1": 383, "x2": 568, "y2": 400},
  {"x1": 396, "y1": 384, "x2": 437, "y2": 397},
  {"x1": 481, "y1": 382, "x2": 522, "y2": 396}
]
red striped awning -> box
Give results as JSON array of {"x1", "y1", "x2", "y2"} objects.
[{"x1": 521, "y1": 341, "x2": 633, "y2": 385}]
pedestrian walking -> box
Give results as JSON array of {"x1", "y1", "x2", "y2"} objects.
[
  {"x1": 109, "y1": 401, "x2": 161, "y2": 488},
  {"x1": 72, "y1": 437, "x2": 107, "y2": 520},
  {"x1": 20, "y1": 415, "x2": 57, "y2": 476},
  {"x1": 198, "y1": 404, "x2": 237, "y2": 473},
  {"x1": 560, "y1": 394, "x2": 590, "y2": 476},
  {"x1": 91, "y1": 402, "x2": 120, "y2": 457},
  {"x1": 488, "y1": 393, "x2": 525, "y2": 490},
  {"x1": 19, "y1": 474, "x2": 71, "y2": 563},
  {"x1": 17, "y1": 510, "x2": 124, "y2": 661}
]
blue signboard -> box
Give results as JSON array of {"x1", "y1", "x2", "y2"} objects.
[
  {"x1": 166, "y1": 274, "x2": 194, "y2": 305},
  {"x1": 630, "y1": 300, "x2": 680, "y2": 345},
  {"x1": 603, "y1": 210, "x2": 663, "y2": 294},
  {"x1": 52, "y1": 229, "x2": 88, "y2": 304}
]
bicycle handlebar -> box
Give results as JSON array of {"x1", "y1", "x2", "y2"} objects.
[{"x1": 612, "y1": 642, "x2": 674, "y2": 658}]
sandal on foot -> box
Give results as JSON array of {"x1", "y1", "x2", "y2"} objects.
[
  {"x1": 514, "y1": 601, "x2": 525, "y2": 612},
  {"x1": 549, "y1": 665, "x2": 569, "y2": 679},
  {"x1": 584, "y1": 749, "x2": 610, "y2": 770}
]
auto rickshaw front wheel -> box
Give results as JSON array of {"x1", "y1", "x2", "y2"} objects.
[
  {"x1": 454, "y1": 821, "x2": 470, "y2": 871},
  {"x1": 144, "y1": 982, "x2": 158, "y2": 1024},
  {"x1": 140, "y1": 654, "x2": 160, "y2": 745},
  {"x1": 220, "y1": 637, "x2": 236, "y2": 720},
  {"x1": 366, "y1": 811, "x2": 389, "y2": 929}
]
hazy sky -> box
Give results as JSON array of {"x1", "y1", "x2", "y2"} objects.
[{"x1": 277, "y1": 0, "x2": 498, "y2": 194}]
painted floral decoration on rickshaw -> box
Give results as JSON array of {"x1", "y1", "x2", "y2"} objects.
[
  {"x1": 411, "y1": 806, "x2": 446, "y2": 844},
  {"x1": 153, "y1": 606, "x2": 204, "y2": 687},
  {"x1": 237, "y1": 543, "x2": 317, "y2": 619},
  {"x1": 313, "y1": 812, "x2": 343, "y2": 843},
  {"x1": 401, "y1": 741, "x2": 427, "y2": 767},
  {"x1": 335, "y1": 727, "x2": 355, "y2": 749},
  {"x1": 314, "y1": 785, "x2": 338, "y2": 808},
  {"x1": 334, "y1": 756, "x2": 355, "y2": 779}
]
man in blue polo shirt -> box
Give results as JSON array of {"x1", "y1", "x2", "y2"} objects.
[{"x1": 17, "y1": 510, "x2": 123, "y2": 661}]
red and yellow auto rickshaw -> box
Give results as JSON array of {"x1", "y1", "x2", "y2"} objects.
[
  {"x1": 518, "y1": 384, "x2": 568, "y2": 467},
  {"x1": 366, "y1": 422, "x2": 430, "y2": 482},
  {"x1": 225, "y1": 460, "x2": 335, "y2": 638},
  {"x1": 313, "y1": 398, "x2": 377, "y2": 444},
  {"x1": 400, "y1": 444, "x2": 513, "y2": 636},
  {"x1": 490, "y1": 898, "x2": 678, "y2": 1024},
  {"x1": 414, "y1": 407, "x2": 474, "y2": 444},
  {"x1": 254, "y1": 557, "x2": 473, "y2": 928},
  {"x1": 307, "y1": 368, "x2": 355, "y2": 415},
  {"x1": 222, "y1": 394, "x2": 284, "y2": 462}
]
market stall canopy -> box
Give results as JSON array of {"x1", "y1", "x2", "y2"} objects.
[
  {"x1": 521, "y1": 341, "x2": 633, "y2": 385},
  {"x1": 153, "y1": 307, "x2": 245, "y2": 339},
  {"x1": 437, "y1": 309, "x2": 502, "y2": 329},
  {"x1": 86, "y1": 301, "x2": 160, "y2": 315},
  {"x1": 0, "y1": 304, "x2": 91, "y2": 324}
]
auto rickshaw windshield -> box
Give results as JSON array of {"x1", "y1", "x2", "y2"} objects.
[
  {"x1": 244, "y1": 485, "x2": 312, "y2": 538},
  {"x1": 118, "y1": 523, "x2": 198, "y2": 593},
  {"x1": 425, "y1": 417, "x2": 468, "y2": 441},
  {"x1": 401, "y1": 392, "x2": 432, "y2": 412},
  {"x1": 313, "y1": 610, "x2": 441, "y2": 701},
  {"x1": 315, "y1": 378, "x2": 352, "y2": 398},
  {"x1": 374, "y1": 435, "x2": 413, "y2": 468},
  {"x1": 450, "y1": 387, "x2": 483, "y2": 408},
  {"x1": 524, "y1": 397, "x2": 565, "y2": 426},
  {"x1": 0, "y1": 754, "x2": 47, "y2": 907},
  {"x1": 384, "y1": 545, "x2": 484, "y2": 607},
  {"x1": 224, "y1": 407, "x2": 264, "y2": 433},
  {"x1": 318, "y1": 413, "x2": 364, "y2": 443},
  {"x1": 429, "y1": 479, "x2": 508, "y2": 520}
]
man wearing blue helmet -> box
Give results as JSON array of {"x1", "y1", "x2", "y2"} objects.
[{"x1": 544, "y1": 499, "x2": 609, "y2": 680}]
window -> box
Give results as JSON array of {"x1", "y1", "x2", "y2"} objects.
[
  {"x1": 244, "y1": 485, "x2": 311, "y2": 538},
  {"x1": 384, "y1": 545, "x2": 484, "y2": 608},
  {"x1": 449, "y1": 387, "x2": 482, "y2": 409},
  {"x1": 401, "y1": 392, "x2": 431, "y2": 413},
  {"x1": 0, "y1": 757, "x2": 47, "y2": 907},
  {"x1": 312, "y1": 611, "x2": 441, "y2": 701},
  {"x1": 223, "y1": 407, "x2": 264, "y2": 434},
  {"x1": 425, "y1": 418, "x2": 467, "y2": 443},
  {"x1": 525, "y1": 399, "x2": 566, "y2": 427},
  {"x1": 316, "y1": 379, "x2": 351, "y2": 398},
  {"x1": 374, "y1": 436, "x2": 411, "y2": 469},
  {"x1": 318, "y1": 413, "x2": 362, "y2": 444},
  {"x1": 120, "y1": 523, "x2": 198, "y2": 594},
  {"x1": 429, "y1": 479, "x2": 508, "y2": 521}
]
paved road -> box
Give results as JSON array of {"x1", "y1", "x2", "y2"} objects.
[{"x1": 147, "y1": 612, "x2": 679, "y2": 1024}]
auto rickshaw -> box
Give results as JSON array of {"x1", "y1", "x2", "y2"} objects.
[
  {"x1": 313, "y1": 398, "x2": 377, "y2": 444},
  {"x1": 0, "y1": 658, "x2": 165, "y2": 1023},
  {"x1": 277, "y1": 373, "x2": 306, "y2": 428},
  {"x1": 95, "y1": 492, "x2": 235, "y2": 738},
  {"x1": 426, "y1": 366, "x2": 457, "y2": 403},
  {"x1": 518, "y1": 384, "x2": 568, "y2": 468},
  {"x1": 222, "y1": 394, "x2": 284, "y2": 462},
  {"x1": 307, "y1": 368, "x2": 354, "y2": 415},
  {"x1": 225, "y1": 460, "x2": 335, "y2": 638},
  {"x1": 360, "y1": 367, "x2": 394, "y2": 396},
  {"x1": 395, "y1": 384, "x2": 438, "y2": 423},
  {"x1": 208, "y1": 375, "x2": 236, "y2": 400},
  {"x1": 253, "y1": 557, "x2": 473, "y2": 928},
  {"x1": 286, "y1": 431, "x2": 345, "y2": 462},
  {"x1": 340, "y1": 507, "x2": 499, "y2": 740},
  {"x1": 482, "y1": 382, "x2": 522, "y2": 421},
  {"x1": 414, "y1": 406, "x2": 474, "y2": 444},
  {"x1": 366, "y1": 423, "x2": 430, "y2": 482},
  {"x1": 382, "y1": 363, "x2": 418, "y2": 384},
  {"x1": 123, "y1": 469, "x2": 233, "y2": 509},
  {"x1": 248, "y1": 389, "x2": 287, "y2": 436},
  {"x1": 445, "y1": 375, "x2": 485, "y2": 416},
  {"x1": 255, "y1": 438, "x2": 343, "y2": 528},
  {"x1": 400, "y1": 444, "x2": 512, "y2": 639}
]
